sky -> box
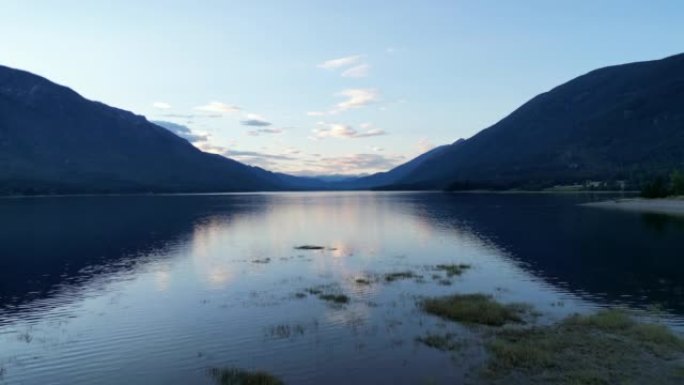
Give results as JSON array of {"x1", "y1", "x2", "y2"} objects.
[{"x1": 1, "y1": 1, "x2": 683, "y2": 176}]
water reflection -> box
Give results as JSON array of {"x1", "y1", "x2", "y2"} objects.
[
  {"x1": 0, "y1": 195, "x2": 268, "y2": 311},
  {"x1": 402, "y1": 193, "x2": 684, "y2": 312},
  {"x1": 3, "y1": 192, "x2": 684, "y2": 315},
  {"x1": 2, "y1": 192, "x2": 684, "y2": 385}
]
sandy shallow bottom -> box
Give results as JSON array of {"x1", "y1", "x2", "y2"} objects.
[{"x1": 584, "y1": 198, "x2": 684, "y2": 216}]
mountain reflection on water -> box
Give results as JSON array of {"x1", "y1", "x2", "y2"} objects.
[{"x1": 1, "y1": 192, "x2": 683, "y2": 385}]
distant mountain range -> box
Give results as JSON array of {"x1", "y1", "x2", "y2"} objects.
[
  {"x1": 1, "y1": 53, "x2": 683, "y2": 194},
  {"x1": 373, "y1": 53, "x2": 684, "y2": 190}
]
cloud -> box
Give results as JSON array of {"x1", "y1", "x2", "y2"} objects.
[
  {"x1": 152, "y1": 102, "x2": 171, "y2": 109},
  {"x1": 307, "y1": 88, "x2": 380, "y2": 116},
  {"x1": 197, "y1": 142, "x2": 229, "y2": 154},
  {"x1": 341, "y1": 64, "x2": 370, "y2": 78},
  {"x1": 194, "y1": 101, "x2": 241, "y2": 114},
  {"x1": 293, "y1": 153, "x2": 405, "y2": 175},
  {"x1": 417, "y1": 138, "x2": 435, "y2": 153},
  {"x1": 152, "y1": 121, "x2": 209, "y2": 143},
  {"x1": 224, "y1": 149, "x2": 296, "y2": 161},
  {"x1": 155, "y1": 113, "x2": 222, "y2": 119},
  {"x1": 247, "y1": 127, "x2": 284, "y2": 136},
  {"x1": 335, "y1": 88, "x2": 379, "y2": 112},
  {"x1": 241, "y1": 119, "x2": 272, "y2": 126},
  {"x1": 312, "y1": 122, "x2": 387, "y2": 139},
  {"x1": 317, "y1": 55, "x2": 362, "y2": 70},
  {"x1": 306, "y1": 111, "x2": 327, "y2": 117},
  {"x1": 240, "y1": 113, "x2": 272, "y2": 127}
]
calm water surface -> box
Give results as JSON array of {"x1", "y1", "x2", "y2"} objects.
[{"x1": 1, "y1": 192, "x2": 684, "y2": 384}]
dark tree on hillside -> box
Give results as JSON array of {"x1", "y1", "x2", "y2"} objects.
[
  {"x1": 640, "y1": 176, "x2": 669, "y2": 198},
  {"x1": 671, "y1": 170, "x2": 684, "y2": 196}
]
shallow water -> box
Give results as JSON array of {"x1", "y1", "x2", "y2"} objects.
[{"x1": 1, "y1": 192, "x2": 684, "y2": 384}]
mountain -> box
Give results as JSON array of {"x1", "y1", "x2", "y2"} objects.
[
  {"x1": 0, "y1": 65, "x2": 287, "y2": 194},
  {"x1": 384, "y1": 53, "x2": 684, "y2": 190},
  {"x1": 333, "y1": 144, "x2": 452, "y2": 189}
]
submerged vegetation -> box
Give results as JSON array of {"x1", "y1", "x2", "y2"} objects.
[
  {"x1": 210, "y1": 367, "x2": 284, "y2": 385},
  {"x1": 293, "y1": 245, "x2": 325, "y2": 250},
  {"x1": 422, "y1": 294, "x2": 529, "y2": 326},
  {"x1": 434, "y1": 263, "x2": 471, "y2": 277},
  {"x1": 416, "y1": 332, "x2": 464, "y2": 351},
  {"x1": 304, "y1": 284, "x2": 350, "y2": 304},
  {"x1": 384, "y1": 271, "x2": 421, "y2": 282},
  {"x1": 318, "y1": 293, "x2": 350, "y2": 304}
]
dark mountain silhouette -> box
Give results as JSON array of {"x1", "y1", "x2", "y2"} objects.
[
  {"x1": 382, "y1": 53, "x2": 684, "y2": 190},
  {"x1": 0, "y1": 65, "x2": 288, "y2": 194}
]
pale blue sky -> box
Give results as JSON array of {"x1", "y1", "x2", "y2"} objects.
[{"x1": 2, "y1": 1, "x2": 683, "y2": 175}]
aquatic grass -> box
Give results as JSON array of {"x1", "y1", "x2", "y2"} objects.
[
  {"x1": 303, "y1": 284, "x2": 349, "y2": 304},
  {"x1": 318, "y1": 293, "x2": 349, "y2": 304},
  {"x1": 434, "y1": 263, "x2": 472, "y2": 277},
  {"x1": 17, "y1": 331, "x2": 33, "y2": 343},
  {"x1": 267, "y1": 323, "x2": 306, "y2": 339},
  {"x1": 422, "y1": 294, "x2": 528, "y2": 326},
  {"x1": 384, "y1": 271, "x2": 420, "y2": 282},
  {"x1": 563, "y1": 309, "x2": 684, "y2": 355},
  {"x1": 293, "y1": 245, "x2": 325, "y2": 250},
  {"x1": 209, "y1": 367, "x2": 284, "y2": 385},
  {"x1": 483, "y1": 309, "x2": 684, "y2": 384}
]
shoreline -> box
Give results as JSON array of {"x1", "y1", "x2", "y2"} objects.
[
  {"x1": 584, "y1": 197, "x2": 684, "y2": 216},
  {"x1": 0, "y1": 189, "x2": 636, "y2": 200}
]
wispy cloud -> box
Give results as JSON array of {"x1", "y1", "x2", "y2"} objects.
[
  {"x1": 152, "y1": 121, "x2": 209, "y2": 143},
  {"x1": 247, "y1": 127, "x2": 284, "y2": 136},
  {"x1": 306, "y1": 89, "x2": 381, "y2": 116},
  {"x1": 317, "y1": 55, "x2": 363, "y2": 70},
  {"x1": 318, "y1": 54, "x2": 371, "y2": 79},
  {"x1": 335, "y1": 88, "x2": 379, "y2": 111},
  {"x1": 292, "y1": 153, "x2": 405, "y2": 175},
  {"x1": 341, "y1": 63, "x2": 370, "y2": 78},
  {"x1": 225, "y1": 149, "x2": 296, "y2": 161},
  {"x1": 240, "y1": 113, "x2": 272, "y2": 127},
  {"x1": 152, "y1": 101, "x2": 171, "y2": 109},
  {"x1": 194, "y1": 101, "x2": 241, "y2": 114},
  {"x1": 417, "y1": 138, "x2": 435, "y2": 153},
  {"x1": 306, "y1": 111, "x2": 327, "y2": 117},
  {"x1": 312, "y1": 122, "x2": 387, "y2": 139},
  {"x1": 156, "y1": 113, "x2": 222, "y2": 119}
]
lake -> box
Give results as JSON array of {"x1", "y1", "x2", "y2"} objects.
[{"x1": 1, "y1": 192, "x2": 684, "y2": 384}]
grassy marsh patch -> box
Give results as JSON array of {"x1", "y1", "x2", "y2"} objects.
[
  {"x1": 422, "y1": 294, "x2": 529, "y2": 326},
  {"x1": 209, "y1": 367, "x2": 284, "y2": 385},
  {"x1": 485, "y1": 309, "x2": 684, "y2": 384}
]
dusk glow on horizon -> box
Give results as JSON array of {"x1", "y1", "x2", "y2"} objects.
[{"x1": 2, "y1": 0, "x2": 683, "y2": 175}]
